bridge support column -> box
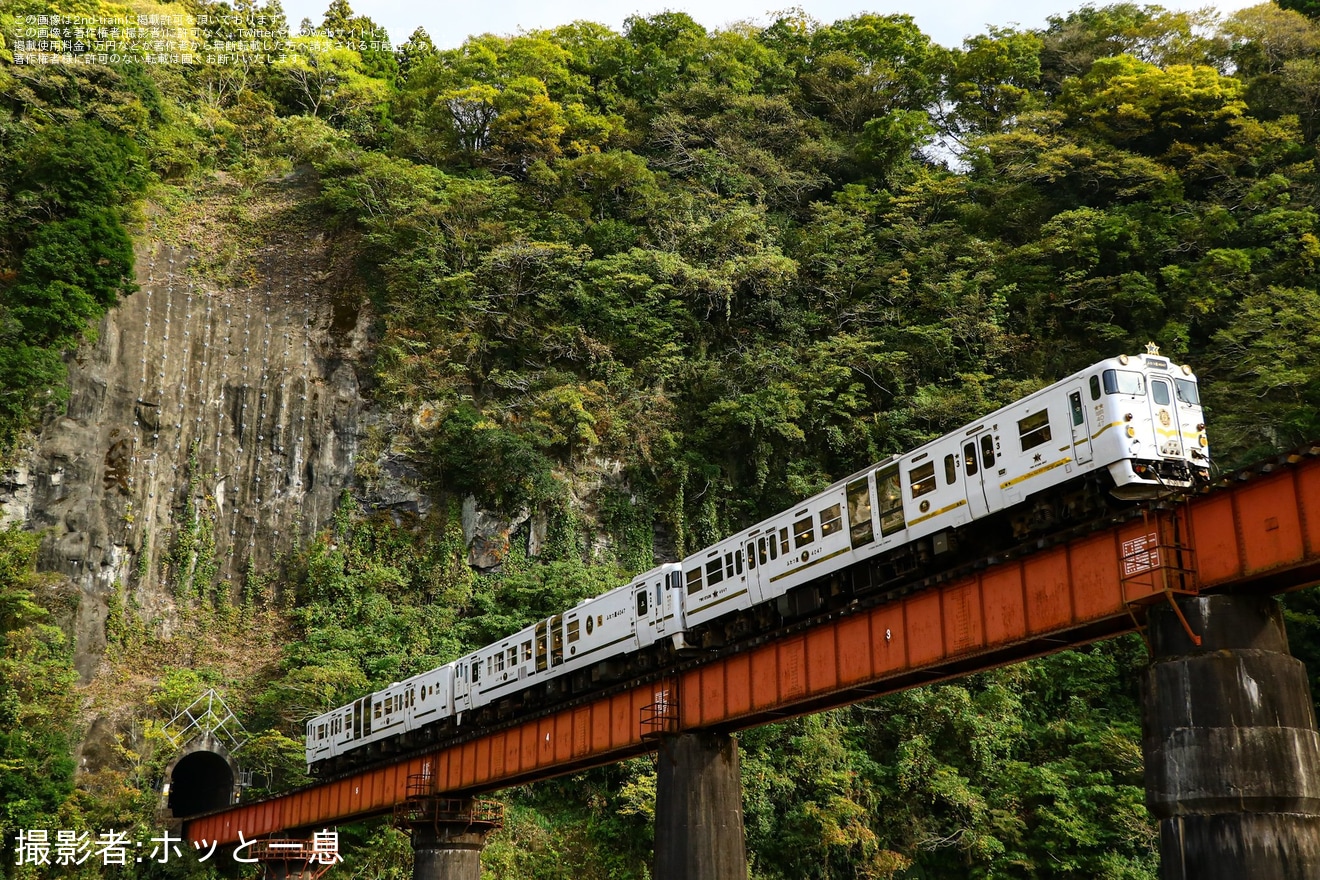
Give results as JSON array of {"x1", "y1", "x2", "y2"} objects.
[
  {"x1": 398, "y1": 796, "x2": 502, "y2": 880},
  {"x1": 654, "y1": 732, "x2": 748, "y2": 880},
  {"x1": 1143, "y1": 594, "x2": 1320, "y2": 879}
]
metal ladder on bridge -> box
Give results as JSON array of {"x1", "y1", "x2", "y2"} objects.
[{"x1": 1120, "y1": 494, "x2": 1202, "y2": 648}]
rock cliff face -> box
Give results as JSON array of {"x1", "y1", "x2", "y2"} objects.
[
  {"x1": 7, "y1": 176, "x2": 634, "y2": 690},
  {"x1": 14, "y1": 182, "x2": 384, "y2": 680}
]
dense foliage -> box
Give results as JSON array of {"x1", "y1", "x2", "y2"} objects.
[{"x1": 4, "y1": 0, "x2": 1320, "y2": 877}]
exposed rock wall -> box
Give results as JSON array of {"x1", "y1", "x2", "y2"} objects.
[{"x1": 22, "y1": 228, "x2": 376, "y2": 679}]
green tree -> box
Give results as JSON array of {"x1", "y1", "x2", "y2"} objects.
[{"x1": 0, "y1": 529, "x2": 78, "y2": 875}]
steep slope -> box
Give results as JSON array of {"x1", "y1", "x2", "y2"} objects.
[{"x1": 16, "y1": 174, "x2": 380, "y2": 681}]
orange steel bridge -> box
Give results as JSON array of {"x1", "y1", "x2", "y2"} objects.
[{"x1": 185, "y1": 446, "x2": 1320, "y2": 846}]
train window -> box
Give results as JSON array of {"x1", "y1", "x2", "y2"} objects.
[
  {"x1": 472, "y1": 660, "x2": 481, "y2": 683},
  {"x1": 944, "y1": 455, "x2": 956, "y2": 485},
  {"x1": 735, "y1": 550, "x2": 744, "y2": 575},
  {"x1": 980, "y1": 435, "x2": 995, "y2": 469},
  {"x1": 1090, "y1": 375, "x2": 1101, "y2": 400},
  {"x1": 746, "y1": 542, "x2": 756, "y2": 570},
  {"x1": 508, "y1": 647, "x2": 518, "y2": 666},
  {"x1": 1152, "y1": 379, "x2": 1171, "y2": 406},
  {"x1": 522, "y1": 640, "x2": 532, "y2": 662},
  {"x1": 586, "y1": 615, "x2": 594, "y2": 635},
  {"x1": 536, "y1": 622, "x2": 548, "y2": 672},
  {"x1": 686, "y1": 567, "x2": 703, "y2": 594},
  {"x1": 964, "y1": 442, "x2": 978, "y2": 477},
  {"x1": 846, "y1": 478, "x2": 874, "y2": 548},
  {"x1": 793, "y1": 517, "x2": 814, "y2": 548},
  {"x1": 725, "y1": 552, "x2": 735, "y2": 577},
  {"x1": 877, "y1": 466, "x2": 905, "y2": 536},
  {"x1": 374, "y1": 703, "x2": 382, "y2": 719},
  {"x1": 567, "y1": 618, "x2": 580, "y2": 643},
  {"x1": 909, "y1": 462, "x2": 936, "y2": 498},
  {"x1": 820, "y1": 504, "x2": 842, "y2": 537},
  {"x1": 1070, "y1": 391, "x2": 1085, "y2": 427},
  {"x1": 706, "y1": 558, "x2": 725, "y2": 586},
  {"x1": 1175, "y1": 379, "x2": 1200, "y2": 405},
  {"x1": 779, "y1": 527, "x2": 790, "y2": 555},
  {"x1": 1018, "y1": 410, "x2": 1052, "y2": 451},
  {"x1": 1103, "y1": 369, "x2": 1145, "y2": 395},
  {"x1": 487, "y1": 657, "x2": 494, "y2": 677},
  {"x1": 494, "y1": 652, "x2": 504, "y2": 672},
  {"x1": 638, "y1": 589, "x2": 649, "y2": 616},
  {"x1": 758, "y1": 537, "x2": 768, "y2": 564}
]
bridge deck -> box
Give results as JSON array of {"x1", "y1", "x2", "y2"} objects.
[{"x1": 185, "y1": 447, "x2": 1320, "y2": 845}]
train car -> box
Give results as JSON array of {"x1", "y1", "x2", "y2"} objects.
[
  {"x1": 308, "y1": 348, "x2": 1210, "y2": 771},
  {"x1": 405, "y1": 662, "x2": 455, "y2": 733},
  {"x1": 304, "y1": 679, "x2": 415, "y2": 766},
  {"x1": 451, "y1": 563, "x2": 686, "y2": 720},
  {"x1": 676, "y1": 347, "x2": 1210, "y2": 642}
]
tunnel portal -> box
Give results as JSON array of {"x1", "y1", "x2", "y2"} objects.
[{"x1": 167, "y1": 750, "x2": 235, "y2": 817}]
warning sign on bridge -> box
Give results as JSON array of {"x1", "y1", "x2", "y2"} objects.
[{"x1": 1122, "y1": 533, "x2": 1161, "y2": 576}]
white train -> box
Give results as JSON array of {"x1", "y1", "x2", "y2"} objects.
[{"x1": 306, "y1": 348, "x2": 1210, "y2": 771}]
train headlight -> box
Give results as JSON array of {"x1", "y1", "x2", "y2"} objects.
[
  {"x1": 1126, "y1": 425, "x2": 1136, "y2": 438},
  {"x1": 1198, "y1": 434, "x2": 1208, "y2": 447},
  {"x1": 1119, "y1": 354, "x2": 1130, "y2": 365},
  {"x1": 1182, "y1": 364, "x2": 1193, "y2": 375}
]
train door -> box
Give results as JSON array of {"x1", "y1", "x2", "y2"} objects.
[
  {"x1": 655, "y1": 577, "x2": 668, "y2": 638},
  {"x1": 1148, "y1": 376, "x2": 1183, "y2": 458},
  {"x1": 550, "y1": 614, "x2": 564, "y2": 667},
  {"x1": 1066, "y1": 386, "x2": 1094, "y2": 465},
  {"x1": 744, "y1": 537, "x2": 764, "y2": 604},
  {"x1": 535, "y1": 621, "x2": 548, "y2": 672},
  {"x1": 846, "y1": 474, "x2": 875, "y2": 549},
  {"x1": 875, "y1": 465, "x2": 905, "y2": 539},
  {"x1": 664, "y1": 567, "x2": 685, "y2": 632},
  {"x1": 353, "y1": 699, "x2": 362, "y2": 740},
  {"x1": 962, "y1": 438, "x2": 987, "y2": 518},
  {"x1": 453, "y1": 659, "x2": 470, "y2": 714},
  {"x1": 970, "y1": 429, "x2": 1005, "y2": 513},
  {"x1": 636, "y1": 583, "x2": 657, "y2": 648}
]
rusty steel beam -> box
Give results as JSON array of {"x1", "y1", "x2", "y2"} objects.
[{"x1": 184, "y1": 449, "x2": 1320, "y2": 847}]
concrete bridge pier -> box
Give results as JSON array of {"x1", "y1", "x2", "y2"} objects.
[
  {"x1": 654, "y1": 731, "x2": 749, "y2": 880},
  {"x1": 1143, "y1": 594, "x2": 1320, "y2": 879},
  {"x1": 402, "y1": 797, "x2": 501, "y2": 880}
]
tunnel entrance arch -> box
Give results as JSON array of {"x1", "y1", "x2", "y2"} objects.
[{"x1": 162, "y1": 733, "x2": 242, "y2": 818}]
